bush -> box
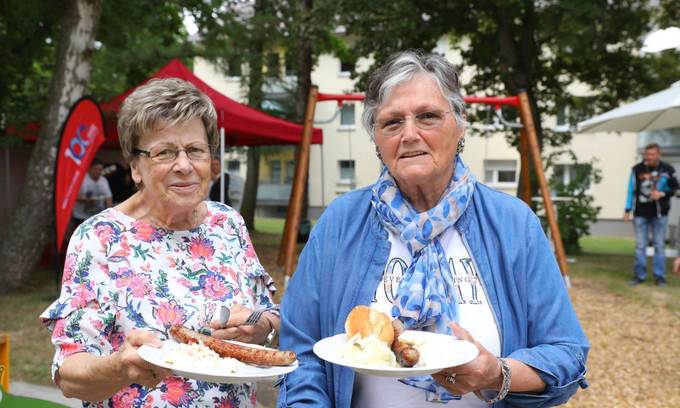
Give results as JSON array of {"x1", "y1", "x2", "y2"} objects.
[{"x1": 542, "y1": 150, "x2": 602, "y2": 254}]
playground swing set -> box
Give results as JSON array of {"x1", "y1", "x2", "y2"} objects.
[{"x1": 277, "y1": 87, "x2": 572, "y2": 289}]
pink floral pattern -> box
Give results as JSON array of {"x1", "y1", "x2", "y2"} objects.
[
  {"x1": 41, "y1": 202, "x2": 276, "y2": 407},
  {"x1": 155, "y1": 300, "x2": 187, "y2": 328}
]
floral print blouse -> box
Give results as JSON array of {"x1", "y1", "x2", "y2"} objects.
[{"x1": 40, "y1": 202, "x2": 277, "y2": 407}]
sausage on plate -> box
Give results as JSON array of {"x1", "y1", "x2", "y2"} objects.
[
  {"x1": 169, "y1": 326, "x2": 296, "y2": 366},
  {"x1": 390, "y1": 320, "x2": 420, "y2": 367}
]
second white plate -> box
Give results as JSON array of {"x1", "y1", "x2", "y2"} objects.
[{"x1": 313, "y1": 331, "x2": 478, "y2": 377}]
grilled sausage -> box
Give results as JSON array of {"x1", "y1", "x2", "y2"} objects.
[
  {"x1": 169, "y1": 326, "x2": 296, "y2": 366},
  {"x1": 392, "y1": 339, "x2": 420, "y2": 367},
  {"x1": 390, "y1": 319, "x2": 420, "y2": 367}
]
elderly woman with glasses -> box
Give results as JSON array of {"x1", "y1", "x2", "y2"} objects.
[
  {"x1": 278, "y1": 51, "x2": 589, "y2": 407},
  {"x1": 41, "y1": 78, "x2": 280, "y2": 407}
]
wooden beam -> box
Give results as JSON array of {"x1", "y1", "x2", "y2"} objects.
[
  {"x1": 279, "y1": 86, "x2": 319, "y2": 279},
  {"x1": 517, "y1": 91, "x2": 571, "y2": 280},
  {"x1": 519, "y1": 127, "x2": 532, "y2": 205}
]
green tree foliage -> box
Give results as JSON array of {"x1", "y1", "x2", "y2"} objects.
[
  {"x1": 338, "y1": 0, "x2": 680, "y2": 145},
  {"x1": 0, "y1": 0, "x2": 60, "y2": 138},
  {"x1": 0, "y1": 0, "x2": 201, "y2": 137},
  {"x1": 88, "y1": 1, "x2": 197, "y2": 100}
]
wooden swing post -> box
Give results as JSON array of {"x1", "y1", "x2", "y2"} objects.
[
  {"x1": 279, "y1": 86, "x2": 319, "y2": 281},
  {"x1": 517, "y1": 91, "x2": 571, "y2": 283}
]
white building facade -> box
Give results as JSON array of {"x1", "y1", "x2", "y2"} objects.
[{"x1": 193, "y1": 40, "x2": 672, "y2": 237}]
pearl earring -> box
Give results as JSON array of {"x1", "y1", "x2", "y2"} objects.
[{"x1": 456, "y1": 138, "x2": 465, "y2": 154}]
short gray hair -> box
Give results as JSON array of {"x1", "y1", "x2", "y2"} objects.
[
  {"x1": 118, "y1": 78, "x2": 218, "y2": 162},
  {"x1": 361, "y1": 50, "x2": 468, "y2": 140}
]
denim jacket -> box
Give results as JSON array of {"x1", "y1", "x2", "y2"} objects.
[{"x1": 278, "y1": 183, "x2": 589, "y2": 407}]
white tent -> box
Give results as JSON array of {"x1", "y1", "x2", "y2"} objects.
[{"x1": 578, "y1": 83, "x2": 680, "y2": 133}]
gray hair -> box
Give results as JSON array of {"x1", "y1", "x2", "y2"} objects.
[
  {"x1": 118, "y1": 78, "x2": 218, "y2": 163},
  {"x1": 361, "y1": 50, "x2": 468, "y2": 141}
]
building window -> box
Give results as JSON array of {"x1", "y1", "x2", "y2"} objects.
[
  {"x1": 340, "y1": 104, "x2": 355, "y2": 127},
  {"x1": 340, "y1": 59, "x2": 354, "y2": 75},
  {"x1": 556, "y1": 105, "x2": 569, "y2": 126},
  {"x1": 285, "y1": 54, "x2": 296, "y2": 77},
  {"x1": 338, "y1": 160, "x2": 355, "y2": 182},
  {"x1": 227, "y1": 58, "x2": 241, "y2": 77},
  {"x1": 552, "y1": 164, "x2": 592, "y2": 191},
  {"x1": 266, "y1": 53, "x2": 280, "y2": 78},
  {"x1": 285, "y1": 160, "x2": 295, "y2": 183},
  {"x1": 270, "y1": 160, "x2": 281, "y2": 183},
  {"x1": 484, "y1": 160, "x2": 517, "y2": 186},
  {"x1": 227, "y1": 160, "x2": 241, "y2": 172}
]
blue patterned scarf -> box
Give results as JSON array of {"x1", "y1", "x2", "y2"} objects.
[{"x1": 370, "y1": 156, "x2": 476, "y2": 402}]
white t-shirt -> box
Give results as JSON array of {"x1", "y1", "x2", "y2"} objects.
[
  {"x1": 352, "y1": 228, "x2": 501, "y2": 408},
  {"x1": 72, "y1": 173, "x2": 112, "y2": 220}
]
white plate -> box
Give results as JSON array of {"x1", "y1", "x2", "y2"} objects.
[
  {"x1": 313, "y1": 331, "x2": 478, "y2": 377},
  {"x1": 138, "y1": 340, "x2": 298, "y2": 383}
]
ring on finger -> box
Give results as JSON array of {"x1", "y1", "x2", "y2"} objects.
[{"x1": 445, "y1": 373, "x2": 456, "y2": 384}]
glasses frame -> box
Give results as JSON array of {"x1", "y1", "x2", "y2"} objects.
[
  {"x1": 373, "y1": 110, "x2": 453, "y2": 137},
  {"x1": 132, "y1": 144, "x2": 213, "y2": 163}
]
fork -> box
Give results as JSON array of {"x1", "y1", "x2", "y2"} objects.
[{"x1": 243, "y1": 309, "x2": 264, "y2": 326}]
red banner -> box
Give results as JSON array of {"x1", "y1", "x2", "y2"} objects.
[{"x1": 54, "y1": 97, "x2": 105, "y2": 252}]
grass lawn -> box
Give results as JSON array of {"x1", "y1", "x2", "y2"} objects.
[
  {"x1": 2, "y1": 231, "x2": 679, "y2": 388},
  {"x1": 579, "y1": 235, "x2": 636, "y2": 255},
  {"x1": 575, "y1": 235, "x2": 680, "y2": 312},
  {"x1": 252, "y1": 217, "x2": 286, "y2": 236},
  {"x1": 0, "y1": 267, "x2": 62, "y2": 386}
]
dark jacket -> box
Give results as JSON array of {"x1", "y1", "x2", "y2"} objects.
[
  {"x1": 625, "y1": 160, "x2": 679, "y2": 218},
  {"x1": 209, "y1": 174, "x2": 232, "y2": 206}
]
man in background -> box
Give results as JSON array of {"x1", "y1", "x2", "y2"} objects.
[
  {"x1": 105, "y1": 161, "x2": 135, "y2": 205},
  {"x1": 72, "y1": 158, "x2": 113, "y2": 226},
  {"x1": 624, "y1": 143, "x2": 679, "y2": 287},
  {"x1": 209, "y1": 156, "x2": 232, "y2": 207}
]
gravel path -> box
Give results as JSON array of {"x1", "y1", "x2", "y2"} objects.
[{"x1": 564, "y1": 276, "x2": 680, "y2": 407}]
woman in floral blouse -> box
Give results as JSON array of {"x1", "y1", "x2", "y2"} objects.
[{"x1": 41, "y1": 78, "x2": 279, "y2": 407}]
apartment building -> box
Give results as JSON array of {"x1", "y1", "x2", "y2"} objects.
[{"x1": 194, "y1": 39, "x2": 680, "y2": 237}]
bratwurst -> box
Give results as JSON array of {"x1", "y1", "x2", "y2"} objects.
[
  {"x1": 169, "y1": 326, "x2": 296, "y2": 366},
  {"x1": 390, "y1": 319, "x2": 420, "y2": 367}
]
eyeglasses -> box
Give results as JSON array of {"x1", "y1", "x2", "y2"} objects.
[
  {"x1": 133, "y1": 143, "x2": 212, "y2": 163},
  {"x1": 373, "y1": 110, "x2": 452, "y2": 137}
]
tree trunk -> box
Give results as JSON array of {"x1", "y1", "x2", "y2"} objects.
[
  {"x1": 241, "y1": 148, "x2": 261, "y2": 230},
  {"x1": 494, "y1": 2, "x2": 542, "y2": 199},
  {"x1": 0, "y1": 0, "x2": 102, "y2": 293},
  {"x1": 296, "y1": 0, "x2": 313, "y2": 220},
  {"x1": 239, "y1": 0, "x2": 266, "y2": 231}
]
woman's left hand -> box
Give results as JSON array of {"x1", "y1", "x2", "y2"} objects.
[
  {"x1": 209, "y1": 303, "x2": 274, "y2": 345},
  {"x1": 431, "y1": 322, "x2": 503, "y2": 395}
]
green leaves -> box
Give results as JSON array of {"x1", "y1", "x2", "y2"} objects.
[{"x1": 544, "y1": 149, "x2": 603, "y2": 254}]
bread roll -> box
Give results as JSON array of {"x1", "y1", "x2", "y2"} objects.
[{"x1": 345, "y1": 305, "x2": 394, "y2": 345}]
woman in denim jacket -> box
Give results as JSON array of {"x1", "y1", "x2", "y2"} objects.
[{"x1": 278, "y1": 51, "x2": 589, "y2": 408}]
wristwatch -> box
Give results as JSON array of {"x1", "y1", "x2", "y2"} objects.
[
  {"x1": 263, "y1": 326, "x2": 278, "y2": 348},
  {"x1": 262, "y1": 312, "x2": 279, "y2": 348}
]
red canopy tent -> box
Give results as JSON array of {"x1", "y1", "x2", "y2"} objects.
[
  {"x1": 99, "y1": 58, "x2": 323, "y2": 147},
  {"x1": 9, "y1": 59, "x2": 323, "y2": 148}
]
